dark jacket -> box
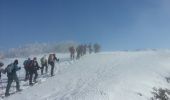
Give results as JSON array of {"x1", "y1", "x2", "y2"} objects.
[
  {"x1": 29, "y1": 60, "x2": 40, "y2": 71},
  {"x1": 24, "y1": 59, "x2": 31, "y2": 67},
  {"x1": 6, "y1": 63, "x2": 21, "y2": 77},
  {"x1": 48, "y1": 54, "x2": 59, "y2": 64}
]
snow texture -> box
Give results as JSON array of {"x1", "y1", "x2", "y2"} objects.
[{"x1": 1, "y1": 51, "x2": 170, "y2": 100}]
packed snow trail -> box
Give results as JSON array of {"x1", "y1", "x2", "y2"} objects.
[
  {"x1": 0, "y1": 54, "x2": 74, "y2": 98},
  {"x1": 2, "y1": 51, "x2": 170, "y2": 100}
]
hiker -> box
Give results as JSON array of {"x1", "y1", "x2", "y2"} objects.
[
  {"x1": 23, "y1": 58, "x2": 31, "y2": 81},
  {"x1": 88, "y1": 44, "x2": 92, "y2": 54},
  {"x1": 80, "y1": 45, "x2": 84, "y2": 56},
  {"x1": 40, "y1": 55, "x2": 48, "y2": 75},
  {"x1": 0, "y1": 61, "x2": 4, "y2": 79},
  {"x1": 83, "y1": 45, "x2": 87, "y2": 55},
  {"x1": 76, "y1": 45, "x2": 81, "y2": 59},
  {"x1": 93, "y1": 43, "x2": 101, "y2": 53},
  {"x1": 69, "y1": 46, "x2": 75, "y2": 59},
  {"x1": 28, "y1": 57, "x2": 40, "y2": 85},
  {"x1": 5, "y1": 59, "x2": 21, "y2": 97},
  {"x1": 48, "y1": 54, "x2": 59, "y2": 76}
]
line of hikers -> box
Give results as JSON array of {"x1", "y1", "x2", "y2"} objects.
[
  {"x1": 0, "y1": 44, "x2": 96, "y2": 97},
  {"x1": 23, "y1": 54, "x2": 59, "y2": 83},
  {"x1": 0, "y1": 53, "x2": 59, "y2": 97},
  {"x1": 69, "y1": 44, "x2": 93, "y2": 60}
]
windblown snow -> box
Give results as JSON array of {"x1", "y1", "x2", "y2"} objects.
[{"x1": 1, "y1": 51, "x2": 170, "y2": 100}]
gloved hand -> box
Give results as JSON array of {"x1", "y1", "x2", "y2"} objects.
[
  {"x1": 18, "y1": 67, "x2": 21, "y2": 70},
  {"x1": 57, "y1": 58, "x2": 59, "y2": 62},
  {"x1": 2, "y1": 69, "x2": 6, "y2": 74},
  {"x1": 37, "y1": 66, "x2": 41, "y2": 70},
  {"x1": 0, "y1": 62, "x2": 4, "y2": 67}
]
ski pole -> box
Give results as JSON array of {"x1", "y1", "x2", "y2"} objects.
[
  {"x1": 0, "y1": 79, "x2": 3, "y2": 94},
  {"x1": 0, "y1": 79, "x2": 2, "y2": 96}
]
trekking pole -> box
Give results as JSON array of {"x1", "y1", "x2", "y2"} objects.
[
  {"x1": 18, "y1": 68, "x2": 21, "y2": 80},
  {"x1": 0, "y1": 80, "x2": 1, "y2": 95},
  {"x1": 0, "y1": 79, "x2": 3, "y2": 95},
  {"x1": 18, "y1": 68, "x2": 22, "y2": 88}
]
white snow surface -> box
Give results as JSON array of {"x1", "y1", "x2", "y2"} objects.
[{"x1": 1, "y1": 51, "x2": 170, "y2": 100}]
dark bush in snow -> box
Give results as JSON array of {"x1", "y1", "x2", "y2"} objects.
[{"x1": 151, "y1": 87, "x2": 170, "y2": 100}]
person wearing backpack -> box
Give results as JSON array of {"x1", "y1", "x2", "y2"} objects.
[
  {"x1": 28, "y1": 57, "x2": 40, "y2": 85},
  {"x1": 48, "y1": 54, "x2": 59, "y2": 76},
  {"x1": 0, "y1": 61, "x2": 4, "y2": 79},
  {"x1": 23, "y1": 58, "x2": 31, "y2": 81},
  {"x1": 69, "y1": 46, "x2": 75, "y2": 60},
  {"x1": 40, "y1": 55, "x2": 48, "y2": 75},
  {"x1": 76, "y1": 45, "x2": 81, "y2": 59},
  {"x1": 5, "y1": 59, "x2": 21, "y2": 97},
  {"x1": 88, "y1": 44, "x2": 92, "y2": 54}
]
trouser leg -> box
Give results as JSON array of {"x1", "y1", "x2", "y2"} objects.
[
  {"x1": 72, "y1": 53, "x2": 74, "y2": 59},
  {"x1": 45, "y1": 64, "x2": 48, "y2": 73},
  {"x1": 77, "y1": 53, "x2": 80, "y2": 59},
  {"x1": 5, "y1": 77, "x2": 13, "y2": 95},
  {"x1": 25, "y1": 68, "x2": 29, "y2": 80},
  {"x1": 14, "y1": 75, "x2": 20, "y2": 91},
  {"x1": 41, "y1": 65, "x2": 44, "y2": 75},
  {"x1": 24, "y1": 67, "x2": 27, "y2": 80},
  {"x1": 29, "y1": 71, "x2": 33, "y2": 84},
  {"x1": 26, "y1": 69, "x2": 29, "y2": 80},
  {"x1": 34, "y1": 70, "x2": 38, "y2": 82},
  {"x1": 50, "y1": 63, "x2": 54, "y2": 76}
]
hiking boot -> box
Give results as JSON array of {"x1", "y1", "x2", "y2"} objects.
[
  {"x1": 17, "y1": 89, "x2": 22, "y2": 92},
  {"x1": 51, "y1": 74, "x2": 55, "y2": 77},
  {"x1": 29, "y1": 83, "x2": 34, "y2": 86},
  {"x1": 5, "y1": 93, "x2": 10, "y2": 97},
  {"x1": 33, "y1": 80, "x2": 38, "y2": 83}
]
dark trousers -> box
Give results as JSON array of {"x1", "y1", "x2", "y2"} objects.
[
  {"x1": 29, "y1": 70, "x2": 38, "y2": 84},
  {"x1": 5, "y1": 74, "x2": 20, "y2": 94},
  {"x1": 41, "y1": 64, "x2": 48, "y2": 75},
  {"x1": 70, "y1": 53, "x2": 75, "y2": 59},
  {"x1": 24, "y1": 67, "x2": 29, "y2": 81},
  {"x1": 49, "y1": 62, "x2": 55, "y2": 76},
  {"x1": 76, "y1": 52, "x2": 80, "y2": 59}
]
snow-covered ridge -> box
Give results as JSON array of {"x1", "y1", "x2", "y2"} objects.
[{"x1": 1, "y1": 51, "x2": 170, "y2": 100}]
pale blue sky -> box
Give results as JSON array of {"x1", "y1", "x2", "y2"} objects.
[{"x1": 0, "y1": 0, "x2": 170, "y2": 51}]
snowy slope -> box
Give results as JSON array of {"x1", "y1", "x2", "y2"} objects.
[{"x1": 1, "y1": 51, "x2": 170, "y2": 100}]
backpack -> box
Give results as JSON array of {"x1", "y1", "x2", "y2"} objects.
[
  {"x1": 23, "y1": 60, "x2": 27, "y2": 66},
  {"x1": 41, "y1": 57, "x2": 46, "y2": 65},
  {"x1": 5, "y1": 63, "x2": 14, "y2": 74},
  {"x1": 48, "y1": 54, "x2": 54, "y2": 63},
  {"x1": 28, "y1": 60, "x2": 34, "y2": 68}
]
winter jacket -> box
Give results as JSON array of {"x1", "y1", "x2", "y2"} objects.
[
  {"x1": 23, "y1": 59, "x2": 31, "y2": 69},
  {"x1": 41, "y1": 57, "x2": 48, "y2": 65},
  {"x1": 6, "y1": 63, "x2": 21, "y2": 77},
  {"x1": 29, "y1": 60, "x2": 40, "y2": 71}
]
